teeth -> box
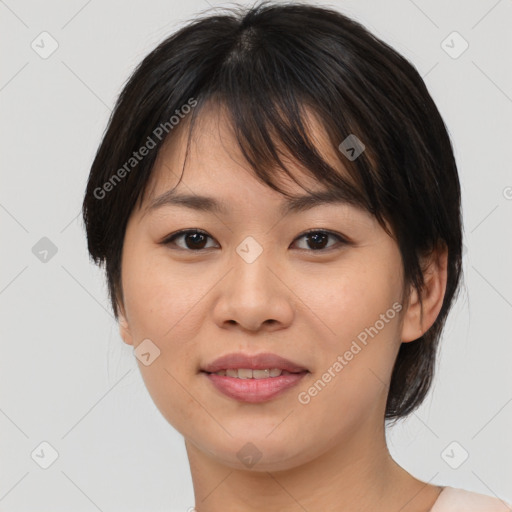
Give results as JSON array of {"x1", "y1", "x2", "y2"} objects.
[
  {"x1": 213, "y1": 368, "x2": 288, "y2": 378},
  {"x1": 237, "y1": 368, "x2": 253, "y2": 379},
  {"x1": 253, "y1": 369, "x2": 271, "y2": 379}
]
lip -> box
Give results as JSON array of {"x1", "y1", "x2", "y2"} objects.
[
  {"x1": 202, "y1": 371, "x2": 308, "y2": 403},
  {"x1": 201, "y1": 352, "x2": 308, "y2": 374}
]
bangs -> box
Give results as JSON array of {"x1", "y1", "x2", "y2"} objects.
[{"x1": 144, "y1": 67, "x2": 391, "y2": 239}]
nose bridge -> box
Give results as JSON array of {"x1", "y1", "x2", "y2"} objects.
[
  {"x1": 212, "y1": 234, "x2": 293, "y2": 330},
  {"x1": 235, "y1": 234, "x2": 267, "y2": 267},
  {"x1": 231, "y1": 234, "x2": 276, "y2": 298}
]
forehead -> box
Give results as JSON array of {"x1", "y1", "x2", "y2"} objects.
[{"x1": 141, "y1": 101, "x2": 362, "y2": 210}]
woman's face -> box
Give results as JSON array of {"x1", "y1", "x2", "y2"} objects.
[{"x1": 117, "y1": 106, "x2": 423, "y2": 471}]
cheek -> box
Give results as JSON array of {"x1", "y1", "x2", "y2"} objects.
[
  {"x1": 300, "y1": 253, "x2": 403, "y2": 401},
  {"x1": 296, "y1": 275, "x2": 401, "y2": 434},
  {"x1": 307, "y1": 257, "x2": 400, "y2": 343},
  {"x1": 120, "y1": 250, "x2": 204, "y2": 376},
  {"x1": 122, "y1": 250, "x2": 209, "y2": 341},
  {"x1": 122, "y1": 253, "x2": 209, "y2": 432}
]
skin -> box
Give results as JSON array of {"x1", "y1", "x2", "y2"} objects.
[{"x1": 117, "y1": 103, "x2": 448, "y2": 512}]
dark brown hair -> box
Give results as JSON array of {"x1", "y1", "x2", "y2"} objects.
[{"x1": 82, "y1": 0, "x2": 463, "y2": 422}]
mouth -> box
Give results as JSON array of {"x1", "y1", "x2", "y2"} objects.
[
  {"x1": 201, "y1": 368, "x2": 307, "y2": 378},
  {"x1": 200, "y1": 352, "x2": 309, "y2": 403},
  {"x1": 200, "y1": 352, "x2": 309, "y2": 375}
]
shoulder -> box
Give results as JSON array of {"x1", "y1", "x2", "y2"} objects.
[{"x1": 431, "y1": 486, "x2": 512, "y2": 512}]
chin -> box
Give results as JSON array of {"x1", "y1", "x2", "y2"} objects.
[{"x1": 192, "y1": 432, "x2": 318, "y2": 472}]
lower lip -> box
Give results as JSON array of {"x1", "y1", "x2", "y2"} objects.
[{"x1": 202, "y1": 371, "x2": 308, "y2": 403}]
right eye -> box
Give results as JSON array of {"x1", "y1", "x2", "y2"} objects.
[{"x1": 161, "y1": 229, "x2": 219, "y2": 251}]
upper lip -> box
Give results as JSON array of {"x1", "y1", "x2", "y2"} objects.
[{"x1": 201, "y1": 352, "x2": 309, "y2": 373}]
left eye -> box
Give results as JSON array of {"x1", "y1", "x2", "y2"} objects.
[
  {"x1": 293, "y1": 230, "x2": 347, "y2": 251},
  {"x1": 162, "y1": 229, "x2": 348, "y2": 252}
]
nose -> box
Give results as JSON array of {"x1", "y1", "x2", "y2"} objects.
[{"x1": 211, "y1": 248, "x2": 295, "y2": 333}]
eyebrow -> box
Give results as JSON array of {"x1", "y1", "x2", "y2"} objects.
[{"x1": 144, "y1": 187, "x2": 365, "y2": 218}]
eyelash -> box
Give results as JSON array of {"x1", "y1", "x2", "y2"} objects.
[{"x1": 161, "y1": 228, "x2": 350, "y2": 253}]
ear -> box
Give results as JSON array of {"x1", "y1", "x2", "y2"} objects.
[
  {"x1": 400, "y1": 243, "x2": 448, "y2": 343},
  {"x1": 117, "y1": 302, "x2": 134, "y2": 346}
]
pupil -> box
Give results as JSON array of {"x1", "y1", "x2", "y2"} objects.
[
  {"x1": 309, "y1": 232, "x2": 327, "y2": 249},
  {"x1": 187, "y1": 233, "x2": 206, "y2": 249}
]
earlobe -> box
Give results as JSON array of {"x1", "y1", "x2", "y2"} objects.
[
  {"x1": 400, "y1": 244, "x2": 448, "y2": 343},
  {"x1": 117, "y1": 304, "x2": 134, "y2": 346}
]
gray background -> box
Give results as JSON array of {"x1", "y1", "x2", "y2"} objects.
[{"x1": 1, "y1": 0, "x2": 511, "y2": 510}]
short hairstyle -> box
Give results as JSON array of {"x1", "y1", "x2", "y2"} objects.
[{"x1": 82, "y1": 0, "x2": 463, "y2": 422}]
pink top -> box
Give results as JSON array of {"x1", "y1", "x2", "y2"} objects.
[{"x1": 430, "y1": 486, "x2": 511, "y2": 511}]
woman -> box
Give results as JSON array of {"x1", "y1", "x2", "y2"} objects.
[{"x1": 82, "y1": 2, "x2": 510, "y2": 510}]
